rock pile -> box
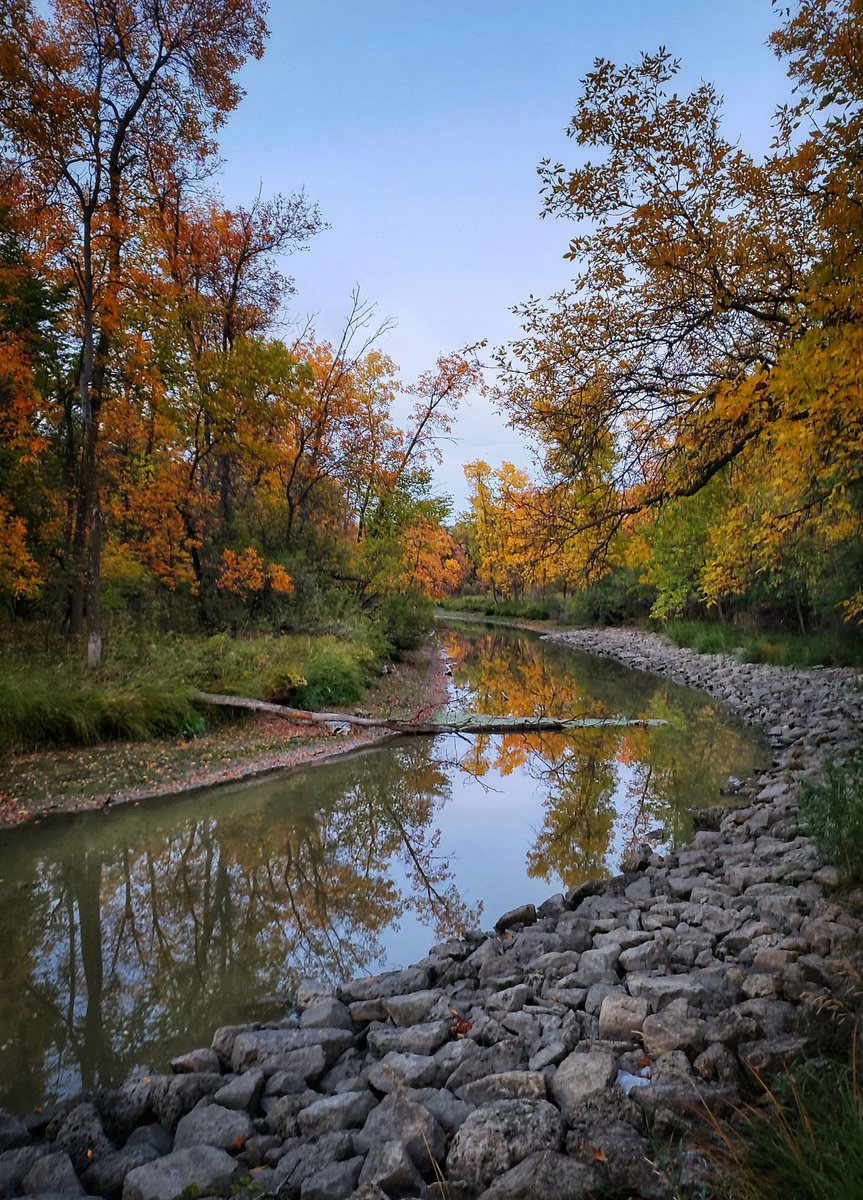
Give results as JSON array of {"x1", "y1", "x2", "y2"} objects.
[{"x1": 1, "y1": 631, "x2": 861, "y2": 1200}]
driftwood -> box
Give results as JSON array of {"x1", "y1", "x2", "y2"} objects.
[{"x1": 191, "y1": 690, "x2": 665, "y2": 736}]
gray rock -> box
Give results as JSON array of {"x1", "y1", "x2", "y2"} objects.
[
  {"x1": 619, "y1": 938, "x2": 669, "y2": 973},
  {"x1": 693, "y1": 1043, "x2": 741, "y2": 1085},
  {"x1": 272, "y1": 1132, "x2": 355, "y2": 1199},
  {"x1": 737, "y1": 1035, "x2": 812, "y2": 1078},
  {"x1": 301, "y1": 1156, "x2": 364, "y2": 1200},
  {"x1": 366, "y1": 1019, "x2": 450, "y2": 1058},
  {"x1": 264, "y1": 1091, "x2": 319, "y2": 1140},
  {"x1": 566, "y1": 1120, "x2": 669, "y2": 1199},
  {"x1": 262, "y1": 1044, "x2": 328, "y2": 1084},
  {"x1": 364, "y1": 1052, "x2": 439, "y2": 1093},
  {"x1": 296, "y1": 979, "x2": 337, "y2": 1012},
  {"x1": 626, "y1": 973, "x2": 708, "y2": 1010},
  {"x1": 81, "y1": 1144, "x2": 161, "y2": 1200},
  {"x1": 232, "y1": 1029, "x2": 353, "y2": 1073},
  {"x1": 122, "y1": 1146, "x2": 241, "y2": 1200},
  {"x1": 21, "y1": 1152, "x2": 85, "y2": 1197},
  {"x1": 297, "y1": 1091, "x2": 377, "y2": 1137},
  {"x1": 170, "y1": 1048, "x2": 221, "y2": 1074},
  {"x1": 446, "y1": 1041, "x2": 528, "y2": 1091},
  {"x1": 53, "y1": 1102, "x2": 115, "y2": 1174},
  {"x1": 357, "y1": 1140, "x2": 422, "y2": 1196},
  {"x1": 574, "y1": 945, "x2": 621, "y2": 983},
  {"x1": 407, "y1": 1087, "x2": 472, "y2": 1134},
  {"x1": 495, "y1": 903, "x2": 537, "y2": 933},
  {"x1": 477, "y1": 1149, "x2": 602, "y2": 1200},
  {"x1": 597, "y1": 993, "x2": 649, "y2": 1040},
  {"x1": 381, "y1": 990, "x2": 443, "y2": 1028},
  {"x1": 641, "y1": 1000, "x2": 708, "y2": 1057},
  {"x1": 125, "y1": 1126, "x2": 173, "y2": 1156},
  {"x1": 98, "y1": 1077, "x2": 162, "y2": 1144},
  {"x1": 152, "y1": 1074, "x2": 224, "y2": 1133},
  {"x1": 173, "y1": 1103, "x2": 254, "y2": 1151},
  {"x1": 550, "y1": 1048, "x2": 618, "y2": 1121},
  {"x1": 355, "y1": 1092, "x2": 446, "y2": 1175},
  {"x1": 454, "y1": 1071, "x2": 547, "y2": 1105},
  {"x1": 299, "y1": 1000, "x2": 354, "y2": 1032},
  {"x1": 0, "y1": 1144, "x2": 51, "y2": 1198},
  {"x1": 340, "y1": 967, "x2": 432, "y2": 1004},
  {"x1": 0, "y1": 1112, "x2": 29, "y2": 1154},
  {"x1": 213, "y1": 1068, "x2": 265, "y2": 1112},
  {"x1": 447, "y1": 1099, "x2": 565, "y2": 1191}
]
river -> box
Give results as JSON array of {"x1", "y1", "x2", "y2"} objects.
[{"x1": 0, "y1": 621, "x2": 767, "y2": 1113}]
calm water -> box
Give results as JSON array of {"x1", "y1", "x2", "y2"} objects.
[{"x1": 0, "y1": 623, "x2": 767, "y2": 1113}]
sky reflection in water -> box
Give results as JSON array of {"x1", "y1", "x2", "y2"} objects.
[{"x1": 0, "y1": 623, "x2": 767, "y2": 1111}]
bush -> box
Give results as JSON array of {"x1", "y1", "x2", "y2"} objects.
[
  {"x1": 799, "y1": 745, "x2": 863, "y2": 887},
  {"x1": 375, "y1": 591, "x2": 434, "y2": 655}
]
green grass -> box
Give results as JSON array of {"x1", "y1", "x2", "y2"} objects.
[
  {"x1": 663, "y1": 619, "x2": 863, "y2": 668},
  {"x1": 799, "y1": 744, "x2": 863, "y2": 887},
  {"x1": 719, "y1": 1056, "x2": 863, "y2": 1200},
  {"x1": 0, "y1": 628, "x2": 382, "y2": 754}
]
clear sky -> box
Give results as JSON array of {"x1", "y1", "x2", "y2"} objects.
[{"x1": 214, "y1": 1, "x2": 790, "y2": 513}]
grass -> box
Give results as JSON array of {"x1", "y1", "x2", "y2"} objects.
[
  {"x1": 799, "y1": 742, "x2": 863, "y2": 887},
  {"x1": 663, "y1": 619, "x2": 863, "y2": 669},
  {"x1": 716, "y1": 1054, "x2": 863, "y2": 1200},
  {"x1": 0, "y1": 627, "x2": 382, "y2": 754}
]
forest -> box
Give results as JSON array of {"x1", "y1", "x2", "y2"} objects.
[{"x1": 0, "y1": 0, "x2": 861, "y2": 749}]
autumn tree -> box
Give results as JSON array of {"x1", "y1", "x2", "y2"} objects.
[
  {"x1": 494, "y1": 0, "x2": 863, "y2": 620},
  {"x1": 0, "y1": 0, "x2": 270, "y2": 662}
]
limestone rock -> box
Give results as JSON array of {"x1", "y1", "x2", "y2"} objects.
[
  {"x1": 447, "y1": 1099, "x2": 565, "y2": 1191},
  {"x1": 122, "y1": 1146, "x2": 241, "y2": 1200},
  {"x1": 355, "y1": 1092, "x2": 446, "y2": 1174},
  {"x1": 550, "y1": 1048, "x2": 618, "y2": 1122},
  {"x1": 173, "y1": 1104, "x2": 254, "y2": 1152}
]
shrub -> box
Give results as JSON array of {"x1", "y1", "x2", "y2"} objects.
[
  {"x1": 799, "y1": 745, "x2": 863, "y2": 886},
  {"x1": 375, "y1": 591, "x2": 434, "y2": 655}
]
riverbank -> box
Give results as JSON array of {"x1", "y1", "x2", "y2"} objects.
[
  {"x1": 0, "y1": 643, "x2": 451, "y2": 830},
  {"x1": 2, "y1": 627, "x2": 861, "y2": 1199}
]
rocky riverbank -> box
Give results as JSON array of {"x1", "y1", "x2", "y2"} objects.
[{"x1": 1, "y1": 630, "x2": 861, "y2": 1200}]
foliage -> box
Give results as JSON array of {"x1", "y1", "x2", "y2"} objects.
[
  {"x1": 462, "y1": 0, "x2": 863, "y2": 631},
  {"x1": 0, "y1": 628, "x2": 384, "y2": 753},
  {"x1": 799, "y1": 744, "x2": 863, "y2": 886},
  {"x1": 664, "y1": 620, "x2": 863, "y2": 668},
  {"x1": 375, "y1": 591, "x2": 435, "y2": 656}
]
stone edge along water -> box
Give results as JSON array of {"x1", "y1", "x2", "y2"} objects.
[{"x1": 1, "y1": 628, "x2": 862, "y2": 1200}]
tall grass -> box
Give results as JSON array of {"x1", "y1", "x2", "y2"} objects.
[
  {"x1": 719, "y1": 1056, "x2": 863, "y2": 1200},
  {"x1": 0, "y1": 630, "x2": 382, "y2": 754},
  {"x1": 799, "y1": 743, "x2": 863, "y2": 887},
  {"x1": 663, "y1": 619, "x2": 863, "y2": 668}
]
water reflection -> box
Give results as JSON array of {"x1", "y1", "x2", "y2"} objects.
[
  {"x1": 0, "y1": 741, "x2": 479, "y2": 1114},
  {"x1": 0, "y1": 623, "x2": 766, "y2": 1112},
  {"x1": 439, "y1": 624, "x2": 765, "y2": 886}
]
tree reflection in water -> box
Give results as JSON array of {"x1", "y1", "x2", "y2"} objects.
[
  {"x1": 0, "y1": 623, "x2": 765, "y2": 1113},
  {"x1": 438, "y1": 624, "x2": 766, "y2": 887},
  {"x1": 0, "y1": 740, "x2": 479, "y2": 1113}
]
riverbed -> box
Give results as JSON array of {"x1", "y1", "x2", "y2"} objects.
[{"x1": 0, "y1": 622, "x2": 766, "y2": 1114}]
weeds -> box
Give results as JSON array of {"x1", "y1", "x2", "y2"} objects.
[
  {"x1": 799, "y1": 744, "x2": 863, "y2": 887},
  {"x1": 0, "y1": 629, "x2": 383, "y2": 754},
  {"x1": 664, "y1": 619, "x2": 863, "y2": 668}
]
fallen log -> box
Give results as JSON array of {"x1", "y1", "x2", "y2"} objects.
[{"x1": 191, "y1": 690, "x2": 665, "y2": 735}]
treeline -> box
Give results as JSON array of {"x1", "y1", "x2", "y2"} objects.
[
  {"x1": 458, "y1": 0, "x2": 862, "y2": 638},
  {"x1": 0, "y1": 0, "x2": 472, "y2": 666}
]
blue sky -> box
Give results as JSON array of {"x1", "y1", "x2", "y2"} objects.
[{"x1": 215, "y1": 1, "x2": 790, "y2": 512}]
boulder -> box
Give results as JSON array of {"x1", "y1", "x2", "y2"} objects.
[
  {"x1": 213, "y1": 1068, "x2": 265, "y2": 1112},
  {"x1": 272, "y1": 1132, "x2": 355, "y2": 1199},
  {"x1": 454, "y1": 1071, "x2": 546, "y2": 1106},
  {"x1": 301, "y1": 1155, "x2": 364, "y2": 1200},
  {"x1": 53, "y1": 1102, "x2": 115, "y2": 1174},
  {"x1": 122, "y1": 1146, "x2": 241, "y2": 1200},
  {"x1": 477, "y1": 1149, "x2": 601, "y2": 1199},
  {"x1": 597, "y1": 994, "x2": 649, "y2": 1041},
  {"x1": 447, "y1": 1100, "x2": 565, "y2": 1191},
  {"x1": 21, "y1": 1151, "x2": 85, "y2": 1197},
  {"x1": 173, "y1": 1103, "x2": 254, "y2": 1151},
  {"x1": 355, "y1": 1092, "x2": 446, "y2": 1175},
  {"x1": 550, "y1": 1048, "x2": 618, "y2": 1122},
  {"x1": 297, "y1": 1091, "x2": 377, "y2": 1138},
  {"x1": 357, "y1": 1140, "x2": 423, "y2": 1196},
  {"x1": 81, "y1": 1144, "x2": 162, "y2": 1200}
]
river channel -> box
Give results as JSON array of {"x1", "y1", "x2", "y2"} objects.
[{"x1": 0, "y1": 622, "x2": 767, "y2": 1113}]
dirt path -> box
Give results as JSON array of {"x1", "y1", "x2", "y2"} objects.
[{"x1": 0, "y1": 643, "x2": 451, "y2": 829}]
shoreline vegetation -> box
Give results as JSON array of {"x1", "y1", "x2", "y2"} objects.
[{"x1": 0, "y1": 636, "x2": 451, "y2": 830}]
